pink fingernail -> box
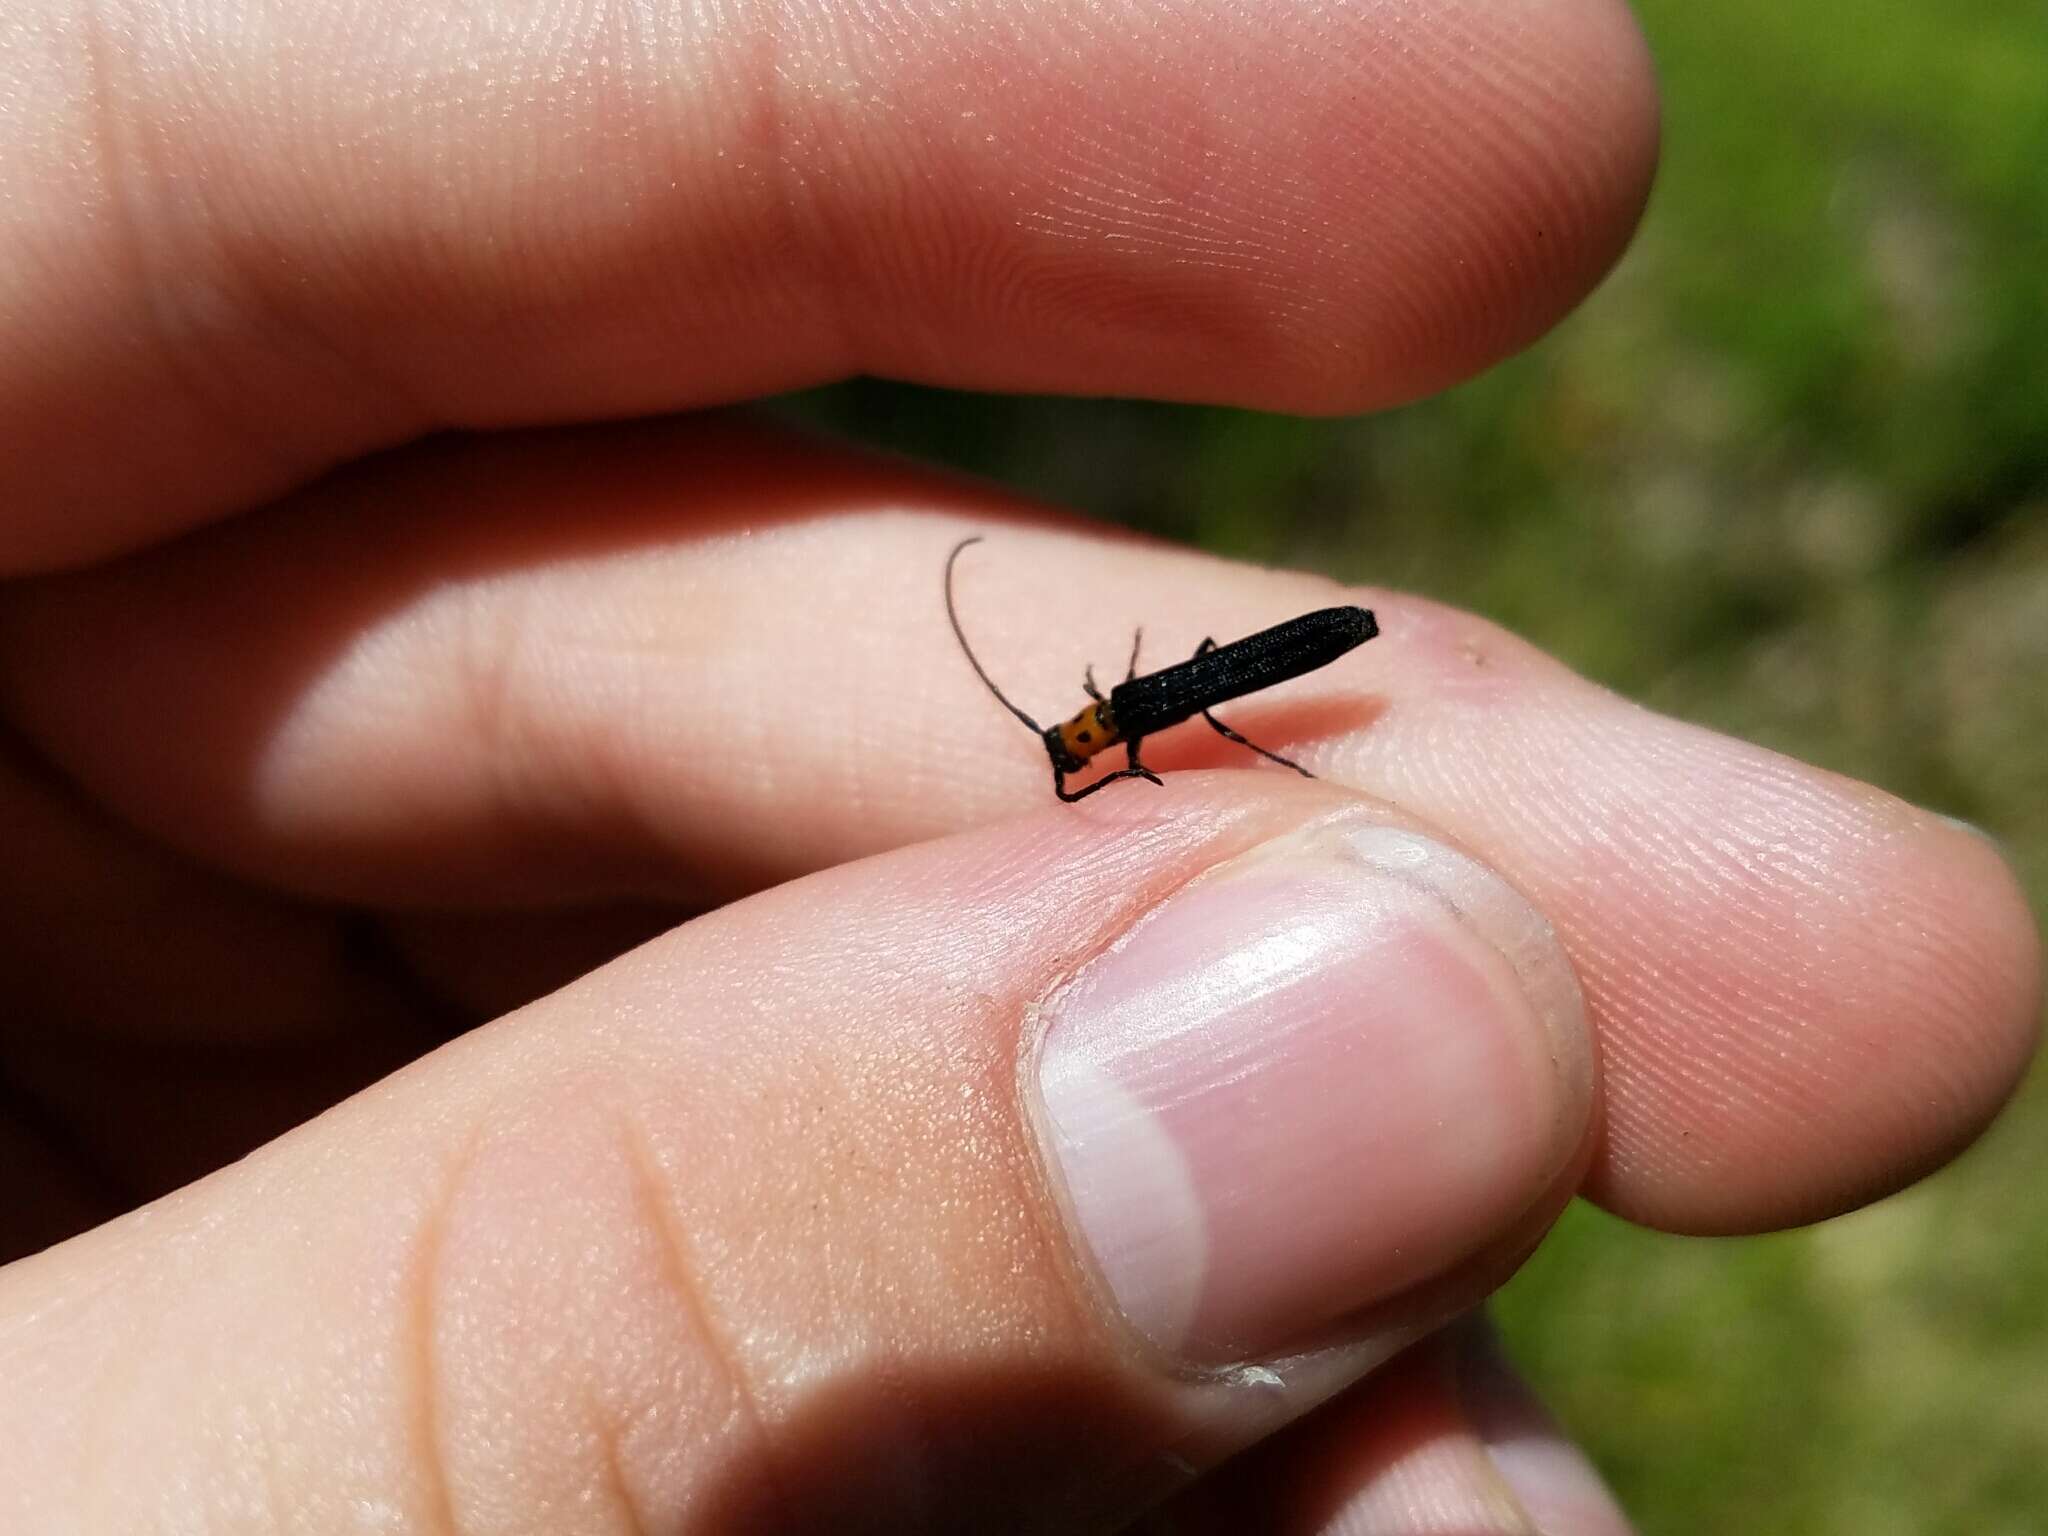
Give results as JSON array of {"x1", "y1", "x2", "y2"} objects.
[{"x1": 1031, "y1": 823, "x2": 1588, "y2": 1367}]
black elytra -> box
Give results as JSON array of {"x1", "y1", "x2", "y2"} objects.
[{"x1": 944, "y1": 537, "x2": 1378, "y2": 802}]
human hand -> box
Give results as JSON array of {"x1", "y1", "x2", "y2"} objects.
[{"x1": 2, "y1": 0, "x2": 2038, "y2": 1531}]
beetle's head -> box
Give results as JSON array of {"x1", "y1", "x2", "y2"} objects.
[{"x1": 1042, "y1": 726, "x2": 1086, "y2": 776}]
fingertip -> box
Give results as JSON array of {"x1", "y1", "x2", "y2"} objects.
[
  {"x1": 1146, "y1": 1321, "x2": 1636, "y2": 1536},
  {"x1": 1909, "y1": 814, "x2": 2042, "y2": 1133},
  {"x1": 1777, "y1": 804, "x2": 2042, "y2": 1220},
  {"x1": 932, "y1": 0, "x2": 1665, "y2": 417},
  {"x1": 1454, "y1": 1321, "x2": 1636, "y2": 1536},
  {"x1": 1589, "y1": 792, "x2": 2044, "y2": 1234},
  {"x1": 1274, "y1": 0, "x2": 1663, "y2": 414}
]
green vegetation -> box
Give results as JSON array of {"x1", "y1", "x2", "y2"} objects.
[{"x1": 788, "y1": 1, "x2": 2047, "y2": 1527}]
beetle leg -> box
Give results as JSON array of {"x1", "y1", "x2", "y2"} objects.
[
  {"x1": 1057, "y1": 764, "x2": 1156, "y2": 801},
  {"x1": 1191, "y1": 637, "x2": 1314, "y2": 777},
  {"x1": 1078, "y1": 630, "x2": 1144, "y2": 707},
  {"x1": 1200, "y1": 709, "x2": 1313, "y2": 776},
  {"x1": 1056, "y1": 738, "x2": 1165, "y2": 802}
]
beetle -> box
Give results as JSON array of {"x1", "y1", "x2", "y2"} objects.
[{"x1": 944, "y1": 537, "x2": 1378, "y2": 802}]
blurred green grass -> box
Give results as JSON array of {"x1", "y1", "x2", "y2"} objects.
[{"x1": 786, "y1": 1, "x2": 2047, "y2": 1528}]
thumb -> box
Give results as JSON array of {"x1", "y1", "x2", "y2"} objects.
[{"x1": 0, "y1": 779, "x2": 1594, "y2": 1531}]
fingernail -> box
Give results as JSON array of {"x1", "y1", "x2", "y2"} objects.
[
  {"x1": 1458, "y1": 1323, "x2": 1635, "y2": 1536},
  {"x1": 1030, "y1": 821, "x2": 1588, "y2": 1367}
]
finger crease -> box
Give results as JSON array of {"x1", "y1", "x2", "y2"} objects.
[
  {"x1": 589, "y1": 1393, "x2": 651, "y2": 1536},
  {"x1": 619, "y1": 1113, "x2": 787, "y2": 1518},
  {"x1": 410, "y1": 1131, "x2": 473, "y2": 1536}
]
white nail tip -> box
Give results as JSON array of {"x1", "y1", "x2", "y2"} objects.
[{"x1": 1035, "y1": 1054, "x2": 1209, "y2": 1351}]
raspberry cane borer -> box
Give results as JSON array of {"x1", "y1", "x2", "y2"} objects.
[{"x1": 944, "y1": 537, "x2": 1379, "y2": 802}]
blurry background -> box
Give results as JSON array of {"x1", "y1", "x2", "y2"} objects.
[{"x1": 785, "y1": 1, "x2": 2048, "y2": 1529}]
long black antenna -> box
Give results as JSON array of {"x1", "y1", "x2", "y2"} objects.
[{"x1": 945, "y1": 537, "x2": 1043, "y2": 736}]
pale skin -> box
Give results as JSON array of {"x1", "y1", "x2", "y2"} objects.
[{"x1": 0, "y1": 0, "x2": 2041, "y2": 1532}]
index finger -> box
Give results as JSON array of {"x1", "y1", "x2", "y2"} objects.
[
  {"x1": 0, "y1": 0, "x2": 1656, "y2": 571},
  {"x1": 0, "y1": 420, "x2": 2035, "y2": 1237}
]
